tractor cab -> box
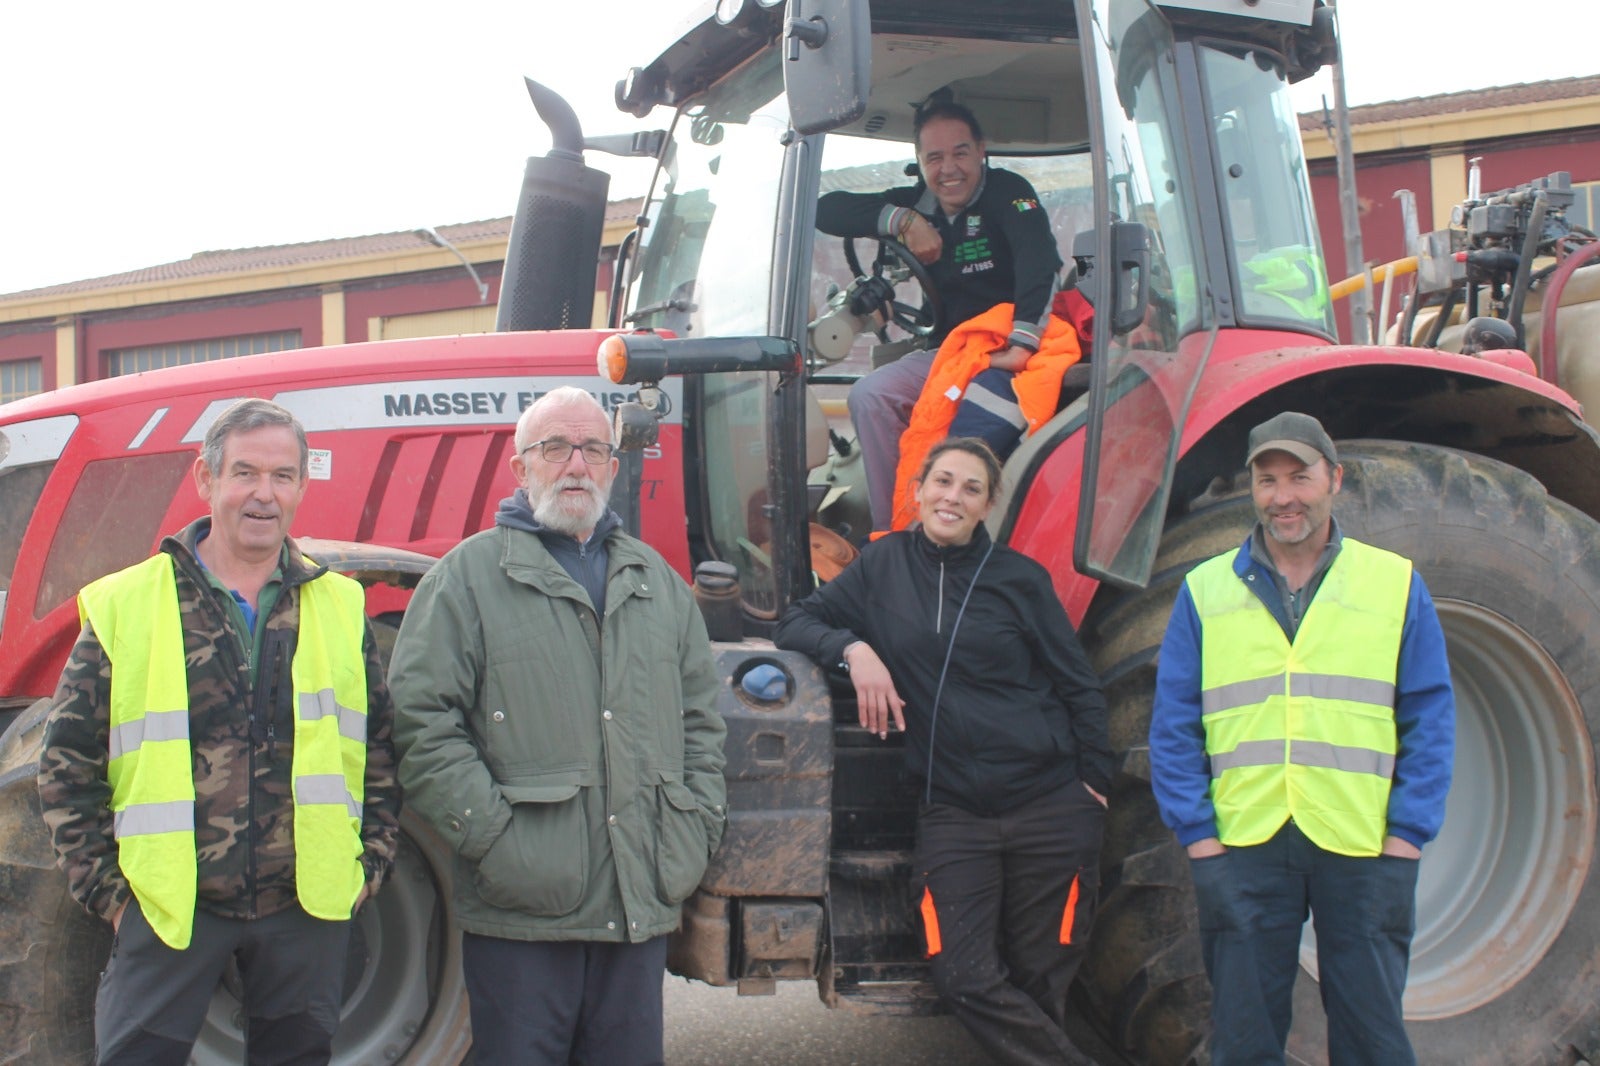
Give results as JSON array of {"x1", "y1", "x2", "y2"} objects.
[{"x1": 608, "y1": 0, "x2": 1338, "y2": 623}]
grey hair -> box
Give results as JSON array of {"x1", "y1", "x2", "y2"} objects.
[
  {"x1": 200, "y1": 398, "x2": 308, "y2": 476},
  {"x1": 514, "y1": 387, "x2": 613, "y2": 451}
]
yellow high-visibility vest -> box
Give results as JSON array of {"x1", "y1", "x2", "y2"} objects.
[
  {"x1": 79, "y1": 552, "x2": 370, "y2": 949},
  {"x1": 1187, "y1": 538, "x2": 1411, "y2": 857},
  {"x1": 1242, "y1": 245, "x2": 1331, "y2": 320}
]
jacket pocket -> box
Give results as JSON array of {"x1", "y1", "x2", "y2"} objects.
[
  {"x1": 654, "y1": 777, "x2": 710, "y2": 905},
  {"x1": 474, "y1": 784, "x2": 589, "y2": 916}
]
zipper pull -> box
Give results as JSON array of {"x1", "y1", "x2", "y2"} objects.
[{"x1": 267, "y1": 721, "x2": 277, "y2": 762}]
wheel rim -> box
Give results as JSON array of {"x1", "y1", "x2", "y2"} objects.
[
  {"x1": 1298, "y1": 599, "x2": 1595, "y2": 1018},
  {"x1": 191, "y1": 829, "x2": 451, "y2": 1062}
]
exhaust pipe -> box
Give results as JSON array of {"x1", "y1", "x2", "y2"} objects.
[{"x1": 495, "y1": 78, "x2": 611, "y2": 332}]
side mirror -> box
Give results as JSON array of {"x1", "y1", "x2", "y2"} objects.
[
  {"x1": 1109, "y1": 221, "x2": 1152, "y2": 336},
  {"x1": 782, "y1": 0, "x2": 871, "y2": 137}
]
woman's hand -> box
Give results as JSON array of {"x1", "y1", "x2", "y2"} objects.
[{"x1": 845, "y1": 642, "x2": 906, "y2": 739}]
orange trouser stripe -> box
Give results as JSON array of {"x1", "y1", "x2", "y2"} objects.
[
  {"x1": 1059, "y1": 873, "x2": 1081, "y2": 945},
  {"x1": 921, "y1": 887, "x2": 942, "y2": 956}
]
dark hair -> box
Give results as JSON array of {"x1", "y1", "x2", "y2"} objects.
[
  {"x1": 913, "y1": 100, "x2": 984, "y2": 150},
  {"x1": 201, "y1": 398, "x2": 308, "y2": 477},
  {"x1": 916, "y1": 437, "x2": 1004, "y2": 504}
]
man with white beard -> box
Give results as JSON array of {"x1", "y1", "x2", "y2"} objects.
[{"x1": 388, "y1": 387, "x2": 727, "y2": 1065}]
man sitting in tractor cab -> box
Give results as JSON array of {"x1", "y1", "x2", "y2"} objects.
[{"x1": 818, "y1": 100, "x2": 1066, "y2": 531}]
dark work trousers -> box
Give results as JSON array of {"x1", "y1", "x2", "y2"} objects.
[
  {"x1": 948, "y1": 366, "x2": 1027, "y2": 461},
  {"x1": 1189, "y1": 820, "x2": 1420, "y2": 1066},
  {"x1": 95, "y1": 898, "x2": 352, "y2": 1066},
  {"x1": 913, "y1": 779, "x2": 1106, "y2": 1066},
  {"x1": 462, "y1": 932, "x2": 670, "y2": 1066}
]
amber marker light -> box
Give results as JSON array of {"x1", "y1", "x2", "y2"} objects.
[{"x1": 598, "y1": 334, "x2": 629, "y2": 383}]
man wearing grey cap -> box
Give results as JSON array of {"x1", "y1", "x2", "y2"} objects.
[{"x1": 1148, "y1": 411, "x2": 1454, "y2": 1065}]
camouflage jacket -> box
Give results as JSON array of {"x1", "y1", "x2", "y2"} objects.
[{"x1": 37, "y1": 519, "x2": 402, "y2": 923}]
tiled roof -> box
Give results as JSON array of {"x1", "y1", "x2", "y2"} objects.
[
  {"x1": 1297, "y1": 74, "x2": 1600, "y2": 132},
  {"x1": 1, "y1": 197, "x2": 646, "y2": 302}
]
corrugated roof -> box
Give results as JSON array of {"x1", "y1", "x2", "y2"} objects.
[
  {"x1": 1297, "y1": 74, "x2": 1600, "y2": 132},
  {"x1": 1, "y1": 197, "x2": 646, "y2": 302}
]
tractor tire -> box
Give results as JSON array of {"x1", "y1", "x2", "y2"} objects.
[
  {"x1": 0, "y1": 626, "x2": 473, "y2": 1064},
  {"x1": 1076, "y1": 440, "x2": 1600, "y2": 1066},
  {"x1": 0, "y1": 697, "x2": 108, "y2": 1063}
]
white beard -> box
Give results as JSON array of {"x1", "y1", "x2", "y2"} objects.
[{"x1": 531, "y1": 477, "x2": 609, "y2": 537}]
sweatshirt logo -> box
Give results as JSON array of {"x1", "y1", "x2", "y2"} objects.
[
  {"x1": 1012, "y1": 198, "x2": 1040, "y2": 212},
  {"x1": 966, "y1": 215, "x2": 981, "y2": 237},
  {"x1": 953, "y1": 239, "x2": 994, "y2": 272}
]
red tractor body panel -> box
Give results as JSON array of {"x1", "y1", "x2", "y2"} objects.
[
  {"x1": 0, "y1": 331, "x2": 690, "y2": 702},
  {"x1": 1008, "y1": 328, "x2": 1579, "y2": 623}
]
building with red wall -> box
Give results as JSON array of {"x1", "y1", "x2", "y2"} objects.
[
  {"x1": 0, "y1": 205, "x2": 638, "y2": 404},
  {"x1": 1303, "y1": 75, "x2": 1600, "y2": 340},
  {"x1": 3, "y1": 74, "x2": 1596, "y2": 401}
]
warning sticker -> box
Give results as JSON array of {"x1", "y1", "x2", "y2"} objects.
[{"x1": 307, "y1": 448, "x2": 332, "y2": 481}]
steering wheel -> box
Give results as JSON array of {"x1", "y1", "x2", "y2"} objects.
[{"x1": 843, "y1": 236, "x2": 943, "y2": 343}]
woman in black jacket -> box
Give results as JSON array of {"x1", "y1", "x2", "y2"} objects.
[{"x1": 774, "y1": 437, "x2": 1112, "y2": 1066}]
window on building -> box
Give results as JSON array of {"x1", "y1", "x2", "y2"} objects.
[
  {"x1": 0, "y1": 359, "x2": 42, "y2": 404},
  {"x1": 105, "y1": 330, "x2": 301, "y2": 376}
]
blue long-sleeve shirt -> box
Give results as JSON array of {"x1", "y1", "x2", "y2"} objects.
[{"x1": 1149, "y1": 527, "x2": 1455, "y2": 850}]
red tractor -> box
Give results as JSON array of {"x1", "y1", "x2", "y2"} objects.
[{"x1": 2, "y1": 0, "x2": 1598, "y2": 1062}]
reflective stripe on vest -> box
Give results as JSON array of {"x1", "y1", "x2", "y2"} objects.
[
  {"x1": 1187, "y1": 538, "x2": 1411, "y2": 857},
  {"x1": 288, "y1": 567, "x2": 370, "y2": 921},
  {"x1": 79, "y1": 553, "x2": 370, "y2": 949}
]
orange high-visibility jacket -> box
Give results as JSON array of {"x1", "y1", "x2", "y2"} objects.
[{"x1": 890, "y1": 302, "x2": 1082, "y2": 530}]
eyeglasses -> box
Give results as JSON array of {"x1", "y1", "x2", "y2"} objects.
[{"x1": 521, "y1": 438, "x2": 615, "y2": 465}]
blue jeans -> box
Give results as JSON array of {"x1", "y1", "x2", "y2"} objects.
[{"x1": 1188, "y1": 820, "x2": 1419, "y2": 1066}]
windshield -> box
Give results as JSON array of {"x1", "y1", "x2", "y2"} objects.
[
  {"x1": 811, "y1": 133, "x2": 1097, "y2": 375},
  {"x1": 629, "y1": 52, "x2": 793, "y2": 612},
  {"x1": 1076, "y1": 0, "x2": 1216, "y2": 589},
  {"x1": 1203, "y1": 42, "x2": 1334, "y2": 336},
  {"x1": 624, "y1": 50, "x2": 789, "y2": 337}
]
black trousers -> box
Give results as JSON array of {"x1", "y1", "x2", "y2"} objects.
[
  {"x1": 95, "y1": 899, "x2": 351, "y2": 1066},
  {"x1": 462, "y1": 932, "x2": 669, "y2": 1066},
  {"x1": 1189, "y1": 820, "x2": 1419, "y2": 1066},
  {"x1": 914, "y1": 780, "x2": 1106, "y2": 1066}
]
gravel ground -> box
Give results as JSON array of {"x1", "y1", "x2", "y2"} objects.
[{"x1": 662, "y1": 977, "x2": 993, "y2": 1065}]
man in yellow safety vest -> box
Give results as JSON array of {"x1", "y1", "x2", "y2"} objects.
[
  {"x1": 38, "y1": 398, "x2": 401, "y2": 1065},
  {"x1": 1149, "y1": 411, "x2": 1455, "y2": 1065}
]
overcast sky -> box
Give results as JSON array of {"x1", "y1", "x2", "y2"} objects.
[{"x1": 1, "y1": 0, "x2": 1592, "y2": 296}]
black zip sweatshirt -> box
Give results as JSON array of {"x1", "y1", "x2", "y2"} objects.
[
  {"x1": 774, "y1": 525, "x2": 1112, "y2": 814},
  {"x1": 816, "y1": 166, "x2": 1063, "y2": 349}
]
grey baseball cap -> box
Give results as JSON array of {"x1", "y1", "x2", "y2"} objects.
[{"x1": 1246, "y1": 411, "x2": 1338, "y2": 467}]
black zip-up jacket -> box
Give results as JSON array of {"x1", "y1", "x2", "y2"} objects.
[
  {"x1": 774, "y1": 525, "x2": 1112, "y2": 814},
  {"x1": 816, "y1": 166, "x2": 1062, "y2": 349}
]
